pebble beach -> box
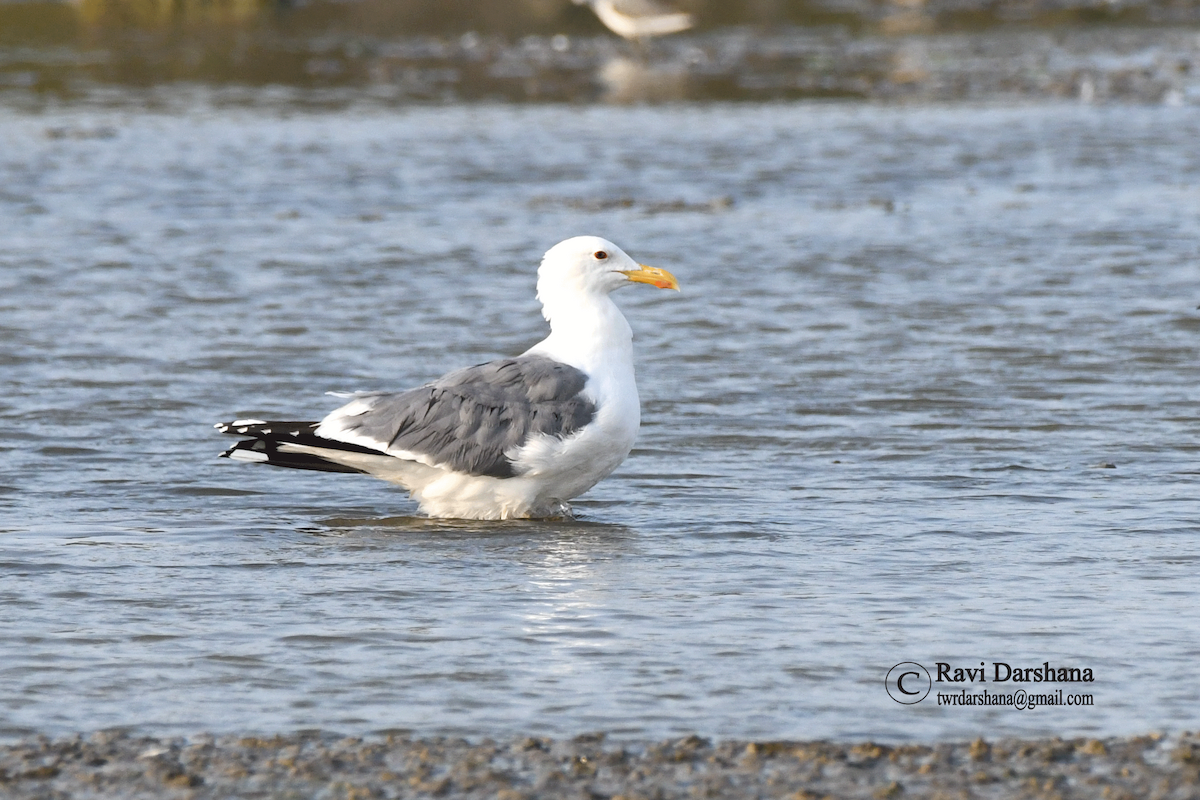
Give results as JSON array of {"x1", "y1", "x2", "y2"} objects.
[{"x1": 3, "y1": 730, "x2": 1200, "y2": 799}]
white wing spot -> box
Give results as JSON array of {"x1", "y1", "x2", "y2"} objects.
[{"x1": 228, "y1": 450, "x2": 269, "y2": 463}]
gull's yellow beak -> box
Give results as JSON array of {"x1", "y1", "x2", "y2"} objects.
[{"x1": 619, "y1": 264, "x2": 680, "y2": 291}]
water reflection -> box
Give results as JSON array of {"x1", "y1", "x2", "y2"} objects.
[
  {"x1": 303, "y1": 511, "x2": 644, "y2": 729},
  {"x1": 598, "y1": 56, "x2": 688, "y2": 103},
  {"x1": 311, "y1": 514, "x2": 635, "y2": 542}
]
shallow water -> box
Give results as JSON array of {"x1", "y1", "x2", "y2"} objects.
[{"x1": 2, "y1": 100, "x2": 1199, "y2": 743}]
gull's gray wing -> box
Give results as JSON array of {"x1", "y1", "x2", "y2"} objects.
[{"x1": 318, "y1": 356, "x2": 596, "y2": 479}]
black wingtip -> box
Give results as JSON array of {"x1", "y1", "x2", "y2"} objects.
[{"x1": 216, "y1": 426, "x2": 371, "y2": 474}]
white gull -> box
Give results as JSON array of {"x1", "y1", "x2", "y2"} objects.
[
  {"x1": 575, "y1": 0, "x2": 694, "y2": 40},
  {"x1": 216, "y1": 236, "x2": 679, "y2": 520}
]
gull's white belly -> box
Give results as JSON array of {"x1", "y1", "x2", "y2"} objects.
[{"x1": 397, "y1": 379, "x2": 640, "y2": 520}]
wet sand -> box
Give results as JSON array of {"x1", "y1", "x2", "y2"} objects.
[{"x1": 3, "y1": 730, "x2": 1198, "y2": 799}]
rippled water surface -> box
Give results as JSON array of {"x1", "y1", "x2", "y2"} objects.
[{"x1": 2, "y1": 100, "x2": 1199, "y2": 743}]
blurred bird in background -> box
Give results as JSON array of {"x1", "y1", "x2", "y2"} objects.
[{"x1": 573, "y1": 0, "x2": 694, "y2": 39}]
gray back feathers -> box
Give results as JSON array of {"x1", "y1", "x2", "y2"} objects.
[{"x1": 336, "y1": 356, "x2": 595, "y2": 479}]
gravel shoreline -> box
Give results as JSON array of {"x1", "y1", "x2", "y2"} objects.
[{"x1": 3, "y1": 730, "x2": 1199, "y2": 799}]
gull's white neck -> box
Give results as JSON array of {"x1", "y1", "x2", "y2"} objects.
[{"x1": 524, "y1": 284, "x2": 634, "y2": 378}]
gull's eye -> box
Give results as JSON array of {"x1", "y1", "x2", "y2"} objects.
[{"x1": 594, "y1": 251, "x2": 608, "y2": 260}]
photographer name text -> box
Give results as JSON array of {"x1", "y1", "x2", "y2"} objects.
[{"x1": 936, "y1": 661, "x2": 1094, "y2": 684}]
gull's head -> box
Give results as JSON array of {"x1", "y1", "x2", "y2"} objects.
[{"x1": 537, "y1": 236, "x2": 680, "y2": 301}]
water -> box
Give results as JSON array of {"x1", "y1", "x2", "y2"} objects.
[{"x1": 2, "y1": 99, "x2": 1199, "y2": 744}]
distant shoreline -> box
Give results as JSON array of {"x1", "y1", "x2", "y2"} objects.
[
  {"x1": 2, "y1": 20, "x2": 1199, "y2": 104},
  {"x1": 2, "y1": 729, "x2": 1196, "y2": 798}
]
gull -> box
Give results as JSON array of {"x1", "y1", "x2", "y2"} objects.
[
  {"x1": 216, "y1": 236, "x2": 680, "y2": 520},
  {"x1": 574, "y1": 0, "x2": 694, "y2": 40}
]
